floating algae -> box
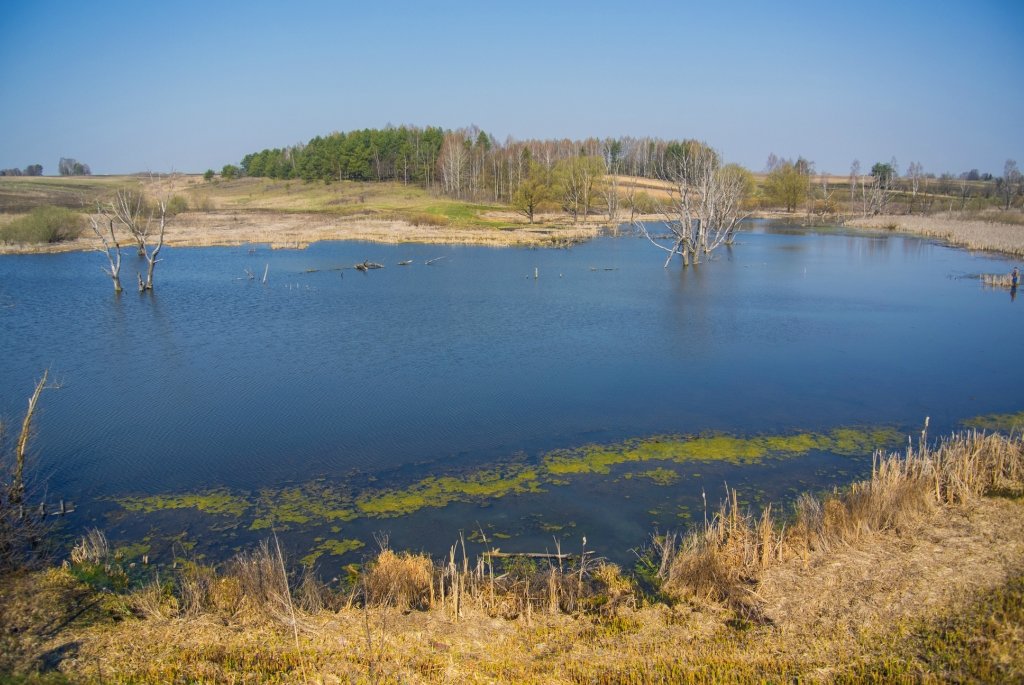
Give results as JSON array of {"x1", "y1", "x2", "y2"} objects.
[
  {"x1": 117, "y1": 489, "x2": 250, "y2": 517},
  {"x1": 112, "y1": 425, "x2": 906, "y2": 533},
  {"x1": 356, "y1": 467, "x2": 543, "y2": 517},
  {"x1": 301, "y1": 538, "x2": 365, "y2": 567},
  {"x1": 628, "y1": 467, "x2": 681, "y2": 486},
  {"x1": 250, "y1": 484, "x2": 357, "y2": 531},
  {"x1": 542, "y1": 427, "x2": 903, "y2": 476},
  {"x1": 962, "y1": 411, "x2": 1024, "y2": 433}
]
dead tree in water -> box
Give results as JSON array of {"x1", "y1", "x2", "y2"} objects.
[
  {"x1": 88, "y1": 211, "x2": 123, "y2": 293},
  {"x1": 1, "y1": 370, "x2": 58, "y2": 570},
  {"x1": 634, "y1": 142, "x2": 749, "y2": 267},
  {"x1": 106, "y1": 185, "x2": 169, "y2": 291}
]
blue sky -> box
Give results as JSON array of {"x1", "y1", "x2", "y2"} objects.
[{"x1": 1, "y1": 0, "x2": 1021, "y2": 176}]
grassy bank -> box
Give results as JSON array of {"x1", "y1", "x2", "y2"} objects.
[
  {"x1": 0, "y1": 176, "x2": 605, "y2": 253},
  {"x1": 2, "y1": 429, "x2": 1022, "y2": 683}
]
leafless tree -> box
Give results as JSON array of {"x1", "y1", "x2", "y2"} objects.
[
  {"x1": 1002, "y1": 159, "x2": 1020, "y2": 210},
  {"x1": 1, "y1": 370, "x2": 58, "y2": 571},
  {"x1": 88, "y1": 210, "x2": 123, "y2": 293},
  {"x1": 635, "y1": 143, "x2": 750, "y2": 267},
  {"x1": 106, "y1": 181, "x2": 170, "y2": 291},
  {"x1": 906, "y1": 162, "x2": 924, "y2": 213},
  {"x1": 849, "y1": 160, "x2": 861, "y2": 207}
]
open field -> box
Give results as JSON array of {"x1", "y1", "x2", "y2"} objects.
[
  {"x1": 0, "y1": 176, "x2": 605, "y2": 252},
  {"x1": 2, "y1": 431, "x2": 1023, "y2": 682}
]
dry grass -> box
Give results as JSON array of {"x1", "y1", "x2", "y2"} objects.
[
  {"x1": 983, "y1": 272, "x2": 1017, "y2": 288},
  {"x1": 655, "y1": 430, "x2": 1024, "y2": 622},
  {"x1": 848, "y1": 212, "x2": 1024, "y2": 255}
]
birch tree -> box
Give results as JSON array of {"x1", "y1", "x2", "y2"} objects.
[{"x1": 635, "y1": 142, "x2": 750, "y2": 267}]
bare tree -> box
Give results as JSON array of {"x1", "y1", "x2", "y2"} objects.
[
  {"x1": 635, "y1": 143, "x2": 750, "y2": 267},
  {"x1": 906, "y1": 162, "x2": 924, "y2": 213},
  {"x1": 1002, "y1": 160, "x2": 1021, "y2": 210},
  {"x1": 849, "y1": 159, "x2": 861, "y2": 207},
  {"x1": 106, "y1": 181, "x2": 170, "y2": 291},
  {"x1": 109, "y1": 188, "x2": 150, "y2": 256},
  {"x1": 88, "y1": 210, "x2": 123, "y2": 293},
  {"x1": 1, "y1": 370, "x2": 58, "y2": 571}
]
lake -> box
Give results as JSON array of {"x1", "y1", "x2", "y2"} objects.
[{"x1": 1, "y1": 222, "x2": 1021, "y2": 570}]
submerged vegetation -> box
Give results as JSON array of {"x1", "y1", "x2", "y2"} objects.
[
  {"x1": 110, "y1": 425, "x2": 906, "y2": 561},
  {"x1": 2, "y1": 430, "x2": 1022, "y2": 682}
]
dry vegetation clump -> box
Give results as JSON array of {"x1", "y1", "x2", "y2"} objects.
[
  {"x1": 982, "y1": 272, "x2": 1017, "y2": 288},
  {"x1": 363, "y1": 546, "x2": 434, "y2": 610},
  {"x1": 655, "y1": 430, "x2": 1024, "y2": 618}
]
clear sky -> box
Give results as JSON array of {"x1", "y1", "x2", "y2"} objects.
[{"x1": 1, "y1": 0, "x2": 1021, "y2": 176}]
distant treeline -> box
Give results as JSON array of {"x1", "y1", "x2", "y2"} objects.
[
  {"x1": 229, "y1": 125, "x2": 716, "y2": 203},
  {"x1": 0, "y1": 164, "x2": 43, "y2": 177}
]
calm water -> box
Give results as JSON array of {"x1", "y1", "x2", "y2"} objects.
[{"x1": 1, "y1": 222, "x2": 1021, "y2": 567}]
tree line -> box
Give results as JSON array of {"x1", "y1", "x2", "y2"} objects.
[
  {"x1": 227, "y1": 125, "x2": 739, "y2": 202},
  {"x1": 0, "y1": 164, "x2": 43, "y2": 177},
  {"x1": 760, "y1": 154, "x2": 1023, "y2": 216}
]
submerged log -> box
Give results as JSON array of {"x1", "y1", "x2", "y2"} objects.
[
  {"x1": 355, "y1": 260, "x2": 384, "y2": 271},
  {"x1": 482, "y1": 549, "x2": 591, "y2": 561},
  {"x1": 398, "y1": 260, "x2": 414, "y2": 266}
]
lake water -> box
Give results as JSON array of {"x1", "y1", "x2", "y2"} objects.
[{"x1": 1, "y1": 222, "x2": 1021, "y2": 569}]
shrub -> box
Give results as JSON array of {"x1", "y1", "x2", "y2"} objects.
[
  {"x1": 0, "y1": 206, "x2": 83, "y2": 244},
  {"x1": 166, "y1": 195, "x2": 189, "y2": 216}
]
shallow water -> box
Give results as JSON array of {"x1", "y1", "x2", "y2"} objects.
[{"x1": 0, "y1": 222, "x2": 1020, "y2": 567}]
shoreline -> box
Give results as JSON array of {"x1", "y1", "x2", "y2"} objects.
[
  {"x1": 2, "y1": 430, "x2": 1022, "y2": 682},
  {"x1": 4, "y1": 208, "x2": 1022, "y2": 259},
  {"x1": 0, "y1": 211, "x2": 612, "y2": 254}
]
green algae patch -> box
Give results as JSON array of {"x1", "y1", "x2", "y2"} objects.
[
  {"x1": 823, "y1": 427, "x2": 904, "y2": 456},
  {"x1": 302, "y1": 538, "x2": 365, "y2": 567},
  {"x1": 113, "y1": 542, "x2": 151, "y2": 561},
  {"x1": 357, "y1": 466, "x2": 543, "y2": 517},
  {"x1": 117, "y1": 489, "x2": 249, "y2": 517},
  {"x1": 250, "y1": 483, "x2": 356, "y2": 531},
  {"x1": 962, "y1": 411, "x2": 1024, "y2": 433},
  {"x1": 541, "y1": 427, "x2": 903, "y2": 477},
  {"x1": 634, "y1": 467, "x2": 681, "y2": 486}
]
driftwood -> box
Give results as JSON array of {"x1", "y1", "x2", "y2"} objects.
[
  {"x1": 355, "y1": 260, "x2": 384, "y2": 271},
  {"x1": 425, "y1": 256, "x2": 447, "y2": 265},
  {"x1": 398, "y1": 260, "x2": 414, "y2": 266},
  {"x1": 482, "y1": 549, "x2": 592, "y2": 561}
]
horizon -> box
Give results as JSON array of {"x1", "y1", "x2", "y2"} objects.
[{"x1": 1, "y1": 1, "x2": 1021, "y2": 178}]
